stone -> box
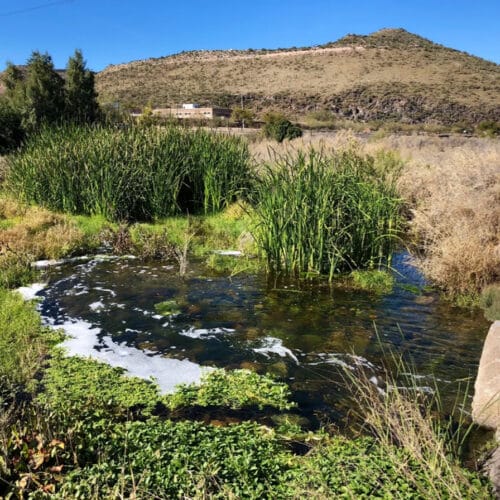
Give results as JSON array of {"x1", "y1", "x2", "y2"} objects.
[
  {"x1": 472, "y1": 321, "x2": 500, "y2": 431},
  {"x1": 472, "y1": 321, "x2": 500, "y2": 496}
]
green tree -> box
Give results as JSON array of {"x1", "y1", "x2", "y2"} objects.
[
  {"x1": 0, "y1": 98, "x2": 24, "y2": 154},
  {"x1": 65, "y1": 49, "x2": 99, "y2": 123},
  {"x1": 231, "y1": 107, "x2": 254, "y2": 128},
  {"x1": 21, "y1": 51, "x2": 65, "y2": 130},
  {"x1": 2, "y1": 63, "x2": 25, "y2": 109},
  {"x1": 262, "y1": 112, "x2": 302, "y2": 142}
]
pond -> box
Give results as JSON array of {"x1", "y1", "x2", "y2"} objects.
[{"x1": 33, "y1": 252, "x2": 489, "y2": 428}]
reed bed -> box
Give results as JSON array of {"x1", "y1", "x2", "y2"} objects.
[
  {"x1": 251, "y1": 148, "x2": 402, "y2": 279},
  {"x1": 6, "y1": 124, "x2": 250, "y2": 221}
]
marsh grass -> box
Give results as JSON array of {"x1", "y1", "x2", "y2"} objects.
[
  {"x1": 251, "y1": 148, "x2": 402, "y2": 279},
  {"x1": 6, "y1": 124, "x2": 250, "y2": 221},
  {"x1": 343, "y1": 352, "x2": 492, "y2": 499}
]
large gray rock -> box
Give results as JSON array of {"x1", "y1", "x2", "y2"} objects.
[
  {"x1": 473, "y1": 321, "x2": 500, "y2": 430},
  {"x1": 473, "y1": 321, "x2": 500, "y2": 496}
]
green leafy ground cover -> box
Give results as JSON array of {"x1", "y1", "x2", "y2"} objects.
[{"x1": 0, "y1": 290, "x2": 492, "y2": 498}]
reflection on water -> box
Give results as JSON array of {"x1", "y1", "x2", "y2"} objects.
[{"x1": 36, "y1": 253, "x2": 489, "y2": 425}]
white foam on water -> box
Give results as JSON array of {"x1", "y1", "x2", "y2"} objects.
[
  {"x1": 67, "y1": 287, "x2": 90, "y2": 297},
  {"x1": 16, "y1": 283, "x2": 47, "y2": 300},
  {"x1": 179, "y1": 327, "x2": 236, "y2": 339},
  {"x1": 253, "y1": 336, "x2": 299, "y2": 364},
  {"x1": 213, "y1": 250, "x2": 243, "y2": 256},
  {"x1": 54, "y1": 318, "x2": 205, "y2": 393},
  {"x1": 109, "y1": 303, "x2": 126, "y2": 309},
  {"x1": 310, "y1": 352, "x2": 375, "y2": 371},
  {"x1": 94, "y1": 286, "x2": 117, "y2": 297},
  {"x1": 89, "y1": 301, "x2": 106, "y2": 312},
  {"x1": 32, "y1": 259, "x2": 64, "y2": 269}
]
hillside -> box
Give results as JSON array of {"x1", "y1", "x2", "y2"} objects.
[{"x1": 96, "y1": 28, "x2": 500, "y2": 125}]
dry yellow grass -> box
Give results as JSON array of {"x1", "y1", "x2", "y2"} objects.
[
  {"x1": 250, "y1": 132, "x2": 500, "y2": 296},
  {"x1": 0, "y1": 198, "x2": 85, "y2": 260}
]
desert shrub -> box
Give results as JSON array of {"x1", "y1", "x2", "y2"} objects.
[
  {"x1": 251, "y1": 148, "x2": 402, "y2": 279},
  {"x1": 476, "y1": 120, "x2": 500, "y2": 137},
  {"x1": 262, "y1": 112, "x2": 302, "y2": 142},
  {"x1": 398, "y1": 142, "x2": 499, "y2": 297},
  {"x1": 6, "y1": 124, "x2": 251, "y2": 221}
]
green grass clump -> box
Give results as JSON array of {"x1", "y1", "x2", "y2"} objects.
[
  {"x1": 168, "y1": 369, "x2": 295, "y2": 411},
  {"x1": 0, "y1": 252, "x2": 36, "y2": 289},
  {"x1": 154, "y1": 299, "x2": 181, "y2": 316},
  {"x1": 479, "y1": 283, "x2": 500, "y2": 321},
  {"x1": 350, "y1": 269, "x2": 395, "y2": 294},
  {"x1": 0, "y1": 290, "x2": 57, "y2": 393},
  {"x1": 251, "y1": 148, "x2": 402, "y2": 280},
  {"x1": 6, "y1": 124, "x2": 250, "y2": 221}
]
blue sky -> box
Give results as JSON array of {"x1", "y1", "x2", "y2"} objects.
[{"x1": 1, "y1": 0, "x2": 499, "y2": 71}]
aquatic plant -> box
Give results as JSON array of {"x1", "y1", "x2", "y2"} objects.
[
  {"x1": 0, "y1": 292, "x2": 491, "y2": 498},
  {"x1": 168, "y1": 368, "x2": 295, "y2": 411},
  {"x1": 6, "y1": 124, "x2": 250, "y2": 221},
  {"x1": 251, "y1": 148, "x2": 402, "y2": 279},
  {"x1": 350, "y1": 269, "x2": 395, "y2": 294}
]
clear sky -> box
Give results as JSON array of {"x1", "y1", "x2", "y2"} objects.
[{"x1": 1, "y1": 0, "x2": 499, "y2": 71}]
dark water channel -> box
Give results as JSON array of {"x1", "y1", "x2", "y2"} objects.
[{"x1": 36, "y1": 252, "x2": 489, "y2": 428}]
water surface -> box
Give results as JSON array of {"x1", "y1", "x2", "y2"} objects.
[{"x1": 36, "y1": 253, "x2": 489, "y2": 426}]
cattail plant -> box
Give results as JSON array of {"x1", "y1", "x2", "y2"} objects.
[
  {"x1": 250, "y1": 148, "x2": 403, "y2": 279},
  {"x1": 6, "y1": 124, "x2": 250, "y2": 221}
]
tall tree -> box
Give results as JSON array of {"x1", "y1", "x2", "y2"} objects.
[
  {"x1": 22, "y1": 51, "x2": 65, "y2": 130},
  {"x1": 2, "y1": 62, "x2": 25, "y2": 110},
  {"x1": 65, "y1": 49, "x2": 99, "y2": 123}
]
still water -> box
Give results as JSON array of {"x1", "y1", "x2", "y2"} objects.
[{"x1": 35, "y1": 252, "x2": 489, "y2": 426}]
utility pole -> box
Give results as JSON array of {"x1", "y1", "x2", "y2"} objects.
[{"x1": 241, "y1": 94, "x2": 244, "y2": 130}]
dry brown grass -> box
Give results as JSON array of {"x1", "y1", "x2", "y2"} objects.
[
  {"x1": 393, "y1": 137, "x2": 500, "y2": 297},
  {"x1": 343, "y1": 362, "x2": 492, "y2": 499},
  {"x1": 250, "y1": 132, "x2": 500, "y2": 297},
  {"x1": 0, "y1": 197, "x2": 85, "y2": 260}
]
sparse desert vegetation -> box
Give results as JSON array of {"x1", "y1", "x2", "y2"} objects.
[{"x1": 95, "y1": 29, "x2": 500, "y2": 126}]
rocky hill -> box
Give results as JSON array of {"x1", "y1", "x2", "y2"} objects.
[
  {"x1": 4, "y1": 29, "x2": 499, "y2": 125},
  {"x1": 96, "y1": 29, "x2": 500, "y2": 125}
]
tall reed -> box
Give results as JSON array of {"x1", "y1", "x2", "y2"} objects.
[
  {"x1": 342, "y1": 352, "x2": 491, "y2": 499},
  {"x1": 6, "y1": 124, "x2": 250, "y2": 221},
  {"x1": 251, "y1": 148, "x2": 402, "y2": 279}
]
